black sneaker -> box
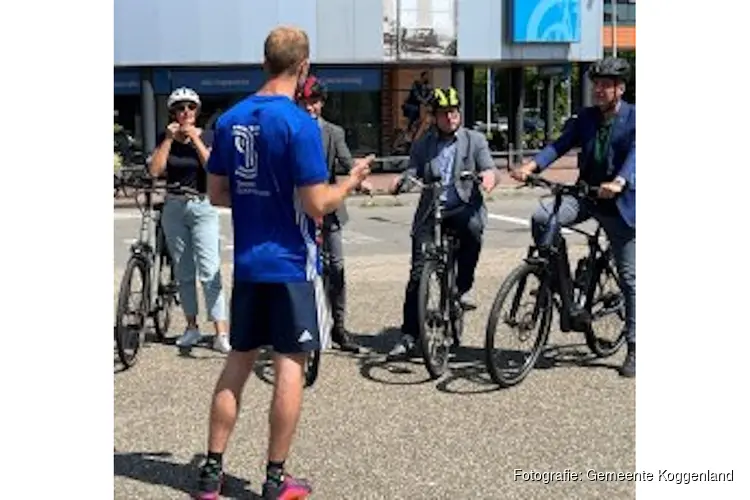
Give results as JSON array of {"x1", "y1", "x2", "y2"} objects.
[
  {"x1": 193, "y1": 459, "x2": 223, "y2": 500},
  {"x1": 332, "y1": 329, "x2": 362, "y2": 353},
  {"x1": 619, "y1": 342, "x2": 635, "y2": 378}
]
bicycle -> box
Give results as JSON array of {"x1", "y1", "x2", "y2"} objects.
[
  {"x1": 300, "y1": 219, "x2": 331, "y2": 389},
  {"x1": 115, "y1": 178, "x2": 191, "y2": 368},
  {"x1": 394, "y1": 170, "x2": 480, "y2": 379},
  {"x1": 484, "y1": 174, "x2": 627, "y2": 387}
]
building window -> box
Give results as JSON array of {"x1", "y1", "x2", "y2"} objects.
[
  {"x1": 604, "y1": 0, "x2": 636, "y2": 25},
  {"x1": 323, "y1": 91, "x2": 382, "y2": 156},
  {"x1": 114, "y1": 95, "x2": 142, "y2": 145}
]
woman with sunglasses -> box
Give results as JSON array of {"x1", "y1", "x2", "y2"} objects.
[{"x1": 149, "y1": 87, "x2": 230, "y2": 354}]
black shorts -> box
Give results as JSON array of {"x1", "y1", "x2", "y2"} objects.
[{"x1": 229, "y1": 281, "x2": 323, "y2": 354}]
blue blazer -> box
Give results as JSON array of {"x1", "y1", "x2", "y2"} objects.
[{"x1": 533, "y1": 101, "x2": 635, "y2": 228}]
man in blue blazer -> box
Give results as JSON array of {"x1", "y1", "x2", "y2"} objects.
[{"x1": 512, "y1": 57, "x2": 636, "y2": 378}]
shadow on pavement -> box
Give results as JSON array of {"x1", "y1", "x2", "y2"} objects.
[
  {"x1": 432, "y1": 344, "x2": 501, "y2": 395},
  {"x1": 536, "y1": 342, "x2": 622, "y2": 372},
  {"x1": 114, "y1": 451, "x2": 261, "y2": 499},
  {"x1": 366, "y1": 215, "x2": 411, "y2": 228},
  {"x1": 175, "y1": 335, "x2": 227, "y2": 361},
  {"x1": 353, "y1": 328, "x2": 498, "y2": 390},
  {"x1": 113, "y1": 326, "x2": 185, "y2": 375}
]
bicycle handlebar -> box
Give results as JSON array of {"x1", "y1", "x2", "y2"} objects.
[
  {"x1": 524, "y1": 174, "x2": 599, "y2": 200},
  {"x1": 394, "y1": 170, "x2": 481, "y2": 195}
]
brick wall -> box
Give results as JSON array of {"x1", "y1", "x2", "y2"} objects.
[{"x1": 603, "y1": 26, "x2": 636, "y2": 50}]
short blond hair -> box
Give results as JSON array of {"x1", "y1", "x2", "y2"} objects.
[{"x1": 264, "y1": 26, "x2": 310, "y2": 77}]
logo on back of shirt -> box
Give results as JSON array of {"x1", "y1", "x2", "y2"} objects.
[{"x1": 232, "y1": 124, "x2": 259, "y2": 181}]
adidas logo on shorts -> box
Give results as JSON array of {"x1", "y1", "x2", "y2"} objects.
[{"x1": 298, "y1": 329, "x2": 313, "y2": 343}]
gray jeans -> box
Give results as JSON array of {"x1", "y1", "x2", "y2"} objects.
[
  {"x1": 531, "y1": 196, "x2": 635, "y2": 343},
  {"x1": 324, "y1": 226, "x2": 347, "y2": 333}
]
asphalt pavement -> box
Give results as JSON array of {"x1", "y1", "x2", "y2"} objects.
[{"x1": 114, "y1": 191, "x2": 633, "y2": 499}]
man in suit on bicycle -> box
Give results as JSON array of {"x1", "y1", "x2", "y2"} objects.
[
  {"x1": 297, "y1": 75, "x2": 373, "y2": 353},
  {"x1": 386, "y1": 86, "x2": 498, "y2": 360},
  {"x1": 512, "y1": 57, "x2": 636, "y2": 378}
]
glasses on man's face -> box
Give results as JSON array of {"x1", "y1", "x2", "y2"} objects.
[
  {"x1": 592, "y1": 79, "x2": 617, "y2": 91},
  {"x1": 172, "y1": 102, "x2": 197, "y2": 113}
]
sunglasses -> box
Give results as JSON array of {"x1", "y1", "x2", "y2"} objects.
[{"x1": 171, "y1": 102, "x2": 197, "y2": 112}]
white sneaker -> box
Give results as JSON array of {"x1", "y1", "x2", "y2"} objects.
[
  {"x1": 176, "y1": 328, "x2": 202, "y2": 348},
  {"x1": 213, "y1": 334, "x2": 231, "y2": 354}
]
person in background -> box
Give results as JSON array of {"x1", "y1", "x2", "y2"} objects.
[
  {"x1": 149, "y1": 87, "x2": 230, "y2": 354},
  {"x1": 297, "y1": 75, "x2": 374, "y2": 353},
  {"x1": 402, "y1": 70, "x2": 432, "y2": 136}
]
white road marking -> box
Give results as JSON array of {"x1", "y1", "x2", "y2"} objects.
[
  {"x1": 113, "y1": 211, "x2": 141, "y2": 220},
  {"x1": 342, "y1": 230, "x2": 381, "y2": 244},
  {"x1": 488, "y1": 213, "x2": 572, "y2": 234}
]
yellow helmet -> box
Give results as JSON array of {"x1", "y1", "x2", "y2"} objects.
[{"x1": 430, "y1": 87, "x2": 461, "y2": 111}]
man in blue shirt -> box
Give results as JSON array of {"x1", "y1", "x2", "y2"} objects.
[
  {"x1": 195, "y1": 26, "x2": 372, "y2": 500},
  {"x1": 512, "y1": 57, "x2": 636, "y2": 378}
]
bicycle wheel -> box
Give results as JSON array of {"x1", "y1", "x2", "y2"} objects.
[
  {"x1": 305, "y1": 264, "x2": 329, "y2": 389},
  {"x1": 304, "y1": 350, "x2": 320, "y2": 388},
  {"x1": 418, "y1": 259, "x2": 451, "y2": 380},
  {"x1": 153, "y1": 250, "x2": 177, "y2": 342},
  {"x1": 115, "y1": 257, "x2": 149, "y2": 368},
  {"x1": 584, "y1": 256, "x2": 627, "y2": 357},
  {"x1": 484, "y1": 262, "x2": 553, "y2": 387}
]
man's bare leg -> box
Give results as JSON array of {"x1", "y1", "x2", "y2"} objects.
[
  {"x1": 207, "y1": 350, "x2": 260, "y2": 453},
  {"x1": 195, "y1": 349, "x2": 259, "y2": 498},
  {"x1": 267, "y1": 352, "x2": 306, "y2": 462},
  {"x1": 261, "y1": 352, "x2": 313, "y2": 498}
]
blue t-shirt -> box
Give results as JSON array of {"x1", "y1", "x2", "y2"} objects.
[{"x1": 206, "y1": 95, "x2": 329, "y2": 283}]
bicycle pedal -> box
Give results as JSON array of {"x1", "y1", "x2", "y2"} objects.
[{"x1": 525, "y1": 256, "x2": 547, "y2": 266}]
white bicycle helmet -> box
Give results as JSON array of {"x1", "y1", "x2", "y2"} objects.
[{"x1": 167, "y1": 87, "x2": 201, "y2": 108}]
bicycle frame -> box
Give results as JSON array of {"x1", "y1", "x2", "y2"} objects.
[
  {"x1": 130, "y1": 185, "x2": 164, "y2": 312},
  {"x1": 317, "y1": 222, "x2": 332, "y2": 285},
  {"x1": 524, "y1": 184, "x2": 607, "y2": 334},
  {"x1": 404, "y1": 170, "x2": 480, "y2": 299}
]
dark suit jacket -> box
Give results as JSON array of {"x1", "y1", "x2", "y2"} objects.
[
  {"x1": 405, "y1": 126, "x2": 496, "y2": 239},
  {"x1": 320, "y1": 118, "x2": 354, "y2": 228},
  {"x1": 534, "y1": 101, "x2": 636, "y2": 228}
]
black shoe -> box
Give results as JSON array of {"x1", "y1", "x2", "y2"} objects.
[
  {"x1": 458, "y1": 292, "x2": 478, "y2": 311},
  {"x1": 194, "y1": 459, "x2": 223, "y2": 499},
  {"x1": 619, "y1": 342, "x2": 635, "y2": 378},
  {"x1": 332, "y1": 329, "x2": 362, "y2": 353}
]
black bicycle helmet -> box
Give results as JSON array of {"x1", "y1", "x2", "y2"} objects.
[
  {"x1": 429, "y1": 87, "x2": 461, "y2": 111},
  {"x1": 588, "y1": 57, "x2": 631, "y2": 82}
]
